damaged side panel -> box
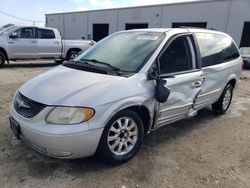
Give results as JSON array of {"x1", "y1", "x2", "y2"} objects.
[{"x1": 154, "y1": 71, "x2": 203, "y2": 129}]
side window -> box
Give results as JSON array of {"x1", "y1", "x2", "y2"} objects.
[
  {"x1": 222, "y1": 39, "x2": 240, "y2": 61},
  {"x1": 195, "y1": 33, "x2": 240, "y2": 68},
  {"x1": 37, "y1": 29, "x2": 55, "y2": 39},
  {"x1": 14, "y1": 28, "x2": 34, "y2": 39},
  {"x1": 159, "y1": 36, "x2": 193, "y2": 75}
]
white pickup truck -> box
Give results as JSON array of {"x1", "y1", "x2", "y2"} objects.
[{"x1": 0, "y1": 26, "x2": 95, "y2": 67}]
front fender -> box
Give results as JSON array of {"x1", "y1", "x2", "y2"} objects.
[{"x1": 89, "y1": 96, "x2": 155, "y2": 130}]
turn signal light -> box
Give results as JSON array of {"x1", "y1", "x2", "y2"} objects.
[{"x1": 89, "y1": 40, "x2": 95, "y2": 46}]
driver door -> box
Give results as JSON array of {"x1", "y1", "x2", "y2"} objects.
[
  {"x1": 8, "y1": 27, "x2": 38, "y2": 59},
  {"x1": 154, "y1": 34, "x2": 204, "y2": 128}
]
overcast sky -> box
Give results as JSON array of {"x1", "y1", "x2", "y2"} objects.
[{"x1": 0, "y1": 0, "x2": 199, "y2": 27}]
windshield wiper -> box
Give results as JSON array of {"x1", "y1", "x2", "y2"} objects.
[
  {"x1": 80, "y1": 58, "x2": 121, "y2": 72},
  {"x1": 63, "y1": 60, "x2": 111, "y2": 74}
]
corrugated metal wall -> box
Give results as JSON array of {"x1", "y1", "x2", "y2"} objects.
[
  {"x1": 88, "y1": 9, "x2": 119, "y2": 38},
  {"x1": 117, "y1": 6, "x2": 162, "y2": 29},
  {"x1": 63, "y1": 12, "x2": 88, "y2": 39},
  {"x1": 46, "y1": 14, "x2": 64, "y2": 37},
  {"x1": 161, "y1": 0, "x2": 229, "y2": 30},
  {"x1": 45, "y1": 0, "x2": 250, "y2": 46},
  {"x1": 225, "y1": 0, "x2": 250, "y2": 46}
]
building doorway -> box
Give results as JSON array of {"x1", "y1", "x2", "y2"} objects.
[
  {"x1": 240, "y1": 22, "x2": 250, "y2": 47},
  {"x1": 172, "y1": 22, "x2": 207, "y2": 28},
  {"x1": 125, "y1": 23, "x2": 148, "y2": 30},
  {"x1": 93, "y1": 24, "x2": 109, "y2": 41}
]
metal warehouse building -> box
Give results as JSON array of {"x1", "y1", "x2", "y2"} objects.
[{"x1": 46, "y1": 0, "x2": 250, "y2": 47}]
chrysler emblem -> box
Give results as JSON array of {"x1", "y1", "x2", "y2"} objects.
[{"x1": 16, "y1": 97, "x2": 30, "y2": 108}]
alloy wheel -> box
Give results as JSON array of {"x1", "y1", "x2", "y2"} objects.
[
  {"x1": 107, "y1": 117, "x2": 138, "y2": 156},
  {"x1": 222, "y1": 89, "x2": 232, "y2": 110}
]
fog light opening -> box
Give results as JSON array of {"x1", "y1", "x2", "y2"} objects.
[{"x1": 46, "y1": 149, "x2": 72, "y2": 157}]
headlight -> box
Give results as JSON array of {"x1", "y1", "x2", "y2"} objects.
[{"x1": 46, "y1": 107, "x2": 95, "y2": 125}]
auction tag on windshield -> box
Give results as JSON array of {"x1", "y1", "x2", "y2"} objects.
[{"x1": 137, "y1": 35, "x2": 159, "y2": 40}]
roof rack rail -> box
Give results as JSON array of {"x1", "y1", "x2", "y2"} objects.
[{"x1": 178, "y1": 26, "x2": 219, "y2": 31}]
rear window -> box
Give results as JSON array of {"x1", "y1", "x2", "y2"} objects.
[
  {"x1": 37, "y1": 29, "x2": 55, "y2": 39},
  {"x1": 195, "y1": 33, "x2": 240, "y2": 67}
]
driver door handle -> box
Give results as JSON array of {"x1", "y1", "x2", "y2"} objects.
[
  {"x1": 31, "y1": 40, "x2": 37, "y2": 43},
  {"x1": 192, "y1": 81, "x2": 202, "y2": 88}
]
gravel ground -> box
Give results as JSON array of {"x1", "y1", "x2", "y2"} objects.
[{"x1": 0, "y1": 61, "x2": 250, "y2": 188}]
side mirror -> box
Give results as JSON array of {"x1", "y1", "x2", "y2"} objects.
[
  {"x1": 10, "y1": 32, "x2": 18, "y2": 39},
  {"x1": 148, "y1": 66, "x2": 170, "y2": 103},
  {"x1": 155, "y1": 79, "x2": 170, "y2": 103}
]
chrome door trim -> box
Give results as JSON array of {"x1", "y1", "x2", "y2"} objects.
[
  {"x1": 159, "y1": 102, "x2": 192, "y2": 113},
  {"x1": 198, "y1": 88, "x2": 221, "y2": 98}
]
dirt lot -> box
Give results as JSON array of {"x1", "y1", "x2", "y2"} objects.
[{"x1": 0, "y1": 61, "x2": 250, "y2": 188}]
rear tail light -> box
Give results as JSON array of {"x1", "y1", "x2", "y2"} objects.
[{"x1": 88, "y1": 40, "x2": 95, "y2": 46}]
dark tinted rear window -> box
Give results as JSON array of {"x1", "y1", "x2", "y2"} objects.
[
  {"x1": 37, "y1": 29, "x2": 55, "y2": 39},
  {"x1": 195, "y1": 33, "x2": 239, "y2": 67}
]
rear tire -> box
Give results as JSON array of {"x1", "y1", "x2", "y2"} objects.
[
  {"x1": 0, "y1": 51, "x2": 6, "y2": 68},
  {"x1": 54, "y1": 59, "x2": 65, "y2": 64},
  {"x1": 212, "y1": 84, "x2": 233, "y2": 114},
  {"x1": 97, "y1": 109, "x2": 144, "y2": 164},
  {"x1": 66, "y1": 50, "x2": 80, "y2": 60}
]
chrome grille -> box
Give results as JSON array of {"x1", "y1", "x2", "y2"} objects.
[{"x1": 13, "y1": 92, "x2": 47, "y2": 118}]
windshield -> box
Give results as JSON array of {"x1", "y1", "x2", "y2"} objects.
[
  {"x1": 75, "y1": 31, "x2": 165, "y2": 72},
  {"x1": 0, "y1": 26, "x2": 16, "y2": 35}
]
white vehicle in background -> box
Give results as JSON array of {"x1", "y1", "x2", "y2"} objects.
[
  {"x1": 240, "y1": 47, "x2": 250, "y2": 69},
  {"x1": 0, "y1": 26, "x2": 95, "y2": 67}
]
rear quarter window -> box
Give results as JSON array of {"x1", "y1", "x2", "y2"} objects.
[
  {"x1": 194, "y1": 33, "x2": 240, "y2": 67},
  {"x1": 37, "y1": 29, "x2": 55, "y2": 39}
]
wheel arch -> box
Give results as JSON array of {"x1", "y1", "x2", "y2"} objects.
[
  {"x1": 227, "y1": 78, "x2": 236, "y2": 88},
  {"x1": 98, "y1": 99, "x2": 155, "y2": 135},
  {"x1": 0, "y1": 47, "x2": 9, "y2": 62},
  {"x1": 122, "y1": 105, "x2": 152, "y2": 134},
  {"x1": 66, "y1": 48, "x2": 81, "y2": 56},
  {"x1": 225, "y1": 73, "x2": 238, "y2": 89}
]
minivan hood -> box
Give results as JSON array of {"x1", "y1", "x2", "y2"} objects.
[
  {"x1": 19, "y1": 65, "x2": 125, "y2": 106},
  {"x1": 0, "y1": 35, "x2": 5, "y2": 42}
]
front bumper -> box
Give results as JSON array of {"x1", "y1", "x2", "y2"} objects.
[
  {"x1": 10, "y1": 105, "x2": 103, "y2": 159},
  {"x1": 19, "y1": 124, "x2": 103, "y2": 159}
]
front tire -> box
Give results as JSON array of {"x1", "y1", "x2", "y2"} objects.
[
  {"x1": 98, "y1": 110, "x2": 144, "y2": 164},
  {"x1": 212, "y1": 84, "x2": 234, "y2": 114},
  {"x1": 0, "y1": 51, "x2": 6, "y2": 68}
]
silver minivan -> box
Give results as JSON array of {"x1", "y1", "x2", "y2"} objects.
[{"x1": 10, "y1": 28, "x2": 242, "y2": 164}]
